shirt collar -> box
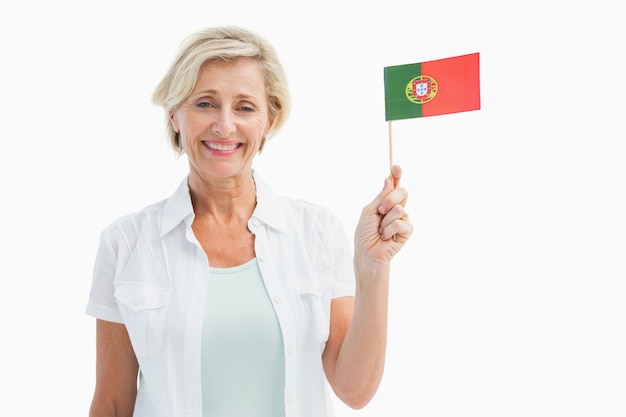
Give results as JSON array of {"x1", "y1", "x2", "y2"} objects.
[
  {"x1": 251, "y1": 170, "x2": 289, "y2": 233},
  {"x1": 160, "y1": 171, "x2": 289, "y2": 236},
  {"x1": 161, "y1": 177, "x2": 194, "y2": 237}
]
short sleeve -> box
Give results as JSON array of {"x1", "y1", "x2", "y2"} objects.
[
  {"x1": 85, "y1": 226, "x2": 124, "y2": 323},
  {"x1": 328, "y1": 212, "x2": 356, "y2": 300}
]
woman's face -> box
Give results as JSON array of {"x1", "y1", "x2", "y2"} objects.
[{"x1": 171, "y1": 58, "x2": 273, "y2": 183}]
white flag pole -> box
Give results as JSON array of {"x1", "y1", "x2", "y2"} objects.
[
  {"x1": 388, "y1": 120, "x2": 394, "y2": 174},
  {"x1": 388, "y1": 119, "x2": 399, "y2": 242}
]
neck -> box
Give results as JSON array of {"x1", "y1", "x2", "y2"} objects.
[{"x1": 187, "y1": 172, "x2": 257, "y2": 222}]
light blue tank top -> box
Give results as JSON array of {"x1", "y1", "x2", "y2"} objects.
[{"x1": 201, "y1": 258, "x2": 285, "y2": 417}]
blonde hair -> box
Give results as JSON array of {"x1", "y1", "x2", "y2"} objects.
[{"x1": 152, "y1": 26, "x2": 291, "y2": 154}]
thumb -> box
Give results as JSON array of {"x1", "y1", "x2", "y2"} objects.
[{"x1": 390, "y1": 164, "x2": 403, "y2": 189}]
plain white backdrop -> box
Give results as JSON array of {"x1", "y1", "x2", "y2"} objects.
[{"x1": 1, "y1": 0, "x2": 625, "y2": 415}]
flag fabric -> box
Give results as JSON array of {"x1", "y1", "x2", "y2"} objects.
[{"x1": 384, "y1": 53, "x2": 480, "y2": 121}]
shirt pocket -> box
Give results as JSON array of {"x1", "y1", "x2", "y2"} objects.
[
  {"x1": 296, "y1": 272, "x2": 333, "y2": 345},
  {"x1": 114, "y1": 281, "x2": 173, "y2": 358}
]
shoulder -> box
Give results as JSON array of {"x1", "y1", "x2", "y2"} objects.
[
  {"x1": 282, "y1": 198, "x2": 348, "y2": 248},
  {"x1": 290, "y1": 198, "x2": 340, "y2": 225},
  {"x1": 100, "y1": 177, "x2": 190, "y2": 250},
  {"x1": 99, "y1": 198, "x2": 169, "y2": 252},
  {"x1": 107, "y1": 198, "x2": 168, "y2": 231},
  {"x1": 253, "y1": 171, "x2": 343, "y2": 233}
]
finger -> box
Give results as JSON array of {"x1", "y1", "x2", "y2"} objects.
[
  {"x1": 367, "y1": 175, "x2": 395, "y2": 214},
  {"x1": 378, "y1": 204, "x2": 408, "y2": 233},
  {"x1": 377, "y1": 186, "x2": 408, "y2": 216},
  {"x1": 370, "y1": 167, "x2": 406, "y2": 216},
  {"x1": 381, "y1": 215, "x2": 413, "y2": 241}
]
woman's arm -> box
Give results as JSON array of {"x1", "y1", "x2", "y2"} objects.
[
  {"x1": 89, "y1": 319, "x2": 139, "y2": 417},
  {"x1": 323, "y1": 165, "x2": 412, "y2": 409}
]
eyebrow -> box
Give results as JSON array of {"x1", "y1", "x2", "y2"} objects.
[{"x1": 191, "y1": 89, "x2": 261, "y2": 101}]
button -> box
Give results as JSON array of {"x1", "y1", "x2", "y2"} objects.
[
  {"x1": 287, "y1": 344, "x2": 295, "y2": 354},
  {"x1": 133, "y1": 295, "x2": 144, "y2": 306},
  {"x1": 286, "y1": 393, "x2": 295, "y2": 404},
  {"x1": 251, "y1": 218, "x2": 261, "y2": 227},
  {"x1": 274, "y1": 295, "x2": 283, "y2": 303}
]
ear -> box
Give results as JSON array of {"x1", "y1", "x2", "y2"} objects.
[
  {"x1": 264, "y1": 115, "x2": 275, "y2": 137},
  {"x1": 169, "y1": 110, "x2": 180, "y2": 133}
]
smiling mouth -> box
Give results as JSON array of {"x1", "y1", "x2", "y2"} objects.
[{"x1": 204, "y1": 142, "x2": 241, "y2": 151}]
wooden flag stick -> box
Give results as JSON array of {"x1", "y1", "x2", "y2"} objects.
[
  {"x1": 388, "y1": 120, "x2": 393, "y2": 174},
  {"x1": 388, "y1": 120, "x2": 398, "y2": 242}
]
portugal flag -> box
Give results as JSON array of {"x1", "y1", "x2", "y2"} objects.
[{"x1": 384, "y1": 53, "x2": 481, "y2": 121}]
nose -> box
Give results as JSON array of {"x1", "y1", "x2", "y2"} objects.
[{"x1": 212, "y1": 108, "x2": 235, "y2": 138}]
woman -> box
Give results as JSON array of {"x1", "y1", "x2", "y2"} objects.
[{"x1": 86, "y1": 26, "x2": 412, "y2": 417}]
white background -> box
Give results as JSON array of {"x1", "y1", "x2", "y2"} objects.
[{"x1": 1, "y1": 0, "x2": 625, "y2": 415}]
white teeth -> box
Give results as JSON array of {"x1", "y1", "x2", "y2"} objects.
[{"x1": 206, "y1": 142, "x2": 238, "y2": 151}]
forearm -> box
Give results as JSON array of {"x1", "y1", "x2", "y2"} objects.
[
  {"x1": 89, "y1": 380, "x2": 137, "y2": 417},
  {"x1": 90, "y1": 320, "x2": 138, "y2": 417},
  {"x1": 332, "y1": 258, "x2": 391, "y2": 408},
  {"x1": 89, "y1": 395, "x2": 136, "y2": 417},
  {"x1": 328, "y1": 165, "x2": 411, "y2": 408}
]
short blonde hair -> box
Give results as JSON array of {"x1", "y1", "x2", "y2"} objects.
[{"x1": 152, "y1": 26, "x2": 291, "y2": 154}]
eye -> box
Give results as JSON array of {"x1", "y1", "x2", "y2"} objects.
[
  {"x1": 239, "y1": 105, "x2": 255, "y2": 112},
  {"x1": 196, "y1": 101, "x2": 213, "y2": 109}
]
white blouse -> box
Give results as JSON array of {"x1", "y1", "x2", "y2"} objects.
[{"x1": 86, "y1": 171, "x2": 356, "y2": 417}]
